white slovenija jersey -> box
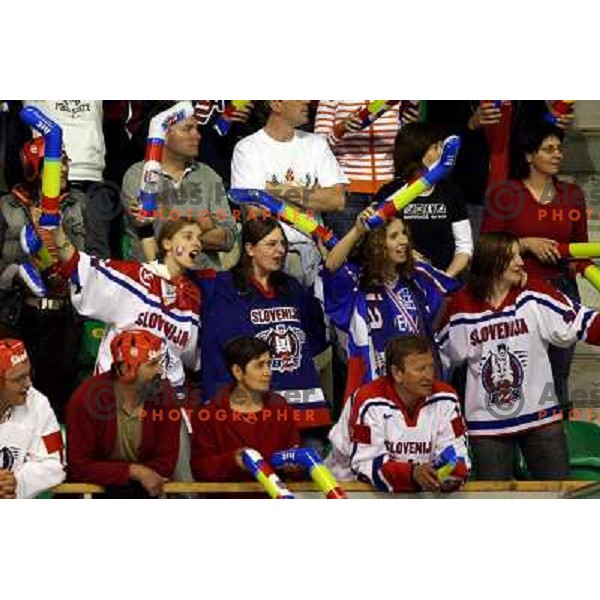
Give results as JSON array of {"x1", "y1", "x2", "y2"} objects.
[
  {"x1": 0, "y1": 387, "x2": 65, "y2": 498},
  {"x1": 66, "y1": 251, "x2": 201, "y2": 388},
  {"x1": 437, "y1": 279, "x2": 600, "y2": 436},
  {"x1": 327, "y1": 377, "x2": 470, "y2": 492}
]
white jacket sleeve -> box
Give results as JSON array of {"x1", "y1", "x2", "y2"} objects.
[
  {"x1": 326, "y1": 394, "x2": 355, "y2": 481},
  {"x1": 432, "y1": 398, "x2": 471, "y2": 475},
  {"x1": 532, "y1": 286, "x2": 600, "y2": 349},
  {"x1": 348, "y1": 403, "x2": 397, "y2": 492},
  {"x1": 15, "y1": 394, "x2": 65, "y2": 499},
  {"x1": 451, "y1": 219, "x2": 474, "y2": 257},
  {"x1": 69, "y1": 251, "x2": 134, "y2": 323},
  {"x1": 437, "y1": 311, "x2": 469, "y2": 373}
]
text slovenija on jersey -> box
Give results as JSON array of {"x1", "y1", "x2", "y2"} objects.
[
  {"x1": 65, "y1": 251, "x2": 200, "y2": 388},
  {"x1": 327, "y1": 378, "x2": 470, "y2": 492},
  {"x1": 437, "y1": 279, "x2": 600, "y2": 436}
]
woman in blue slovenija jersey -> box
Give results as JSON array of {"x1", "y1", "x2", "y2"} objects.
[{"x1": 196, "y1": 217, "x2": 331, "y2": 435}]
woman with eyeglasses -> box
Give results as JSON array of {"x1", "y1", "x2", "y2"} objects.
[
  {"x1": 197, "y1": 217, "x2": 331, "y2": 437},
  {"x1": 481, "y1": 122, "x2": 588, "y2": 410}
]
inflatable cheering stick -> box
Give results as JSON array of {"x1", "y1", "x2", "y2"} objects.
[
  {"x1": 214, "y1": 101, "x2": 252, "y2": 136},
  {"x1": 356, "y1": 100, "x2": 400, "y2": 129},
  {"x1": 19, "y1": 107, "x2": 63, "y2": 229},
  {"x1": 228, "y1": 188, "x2": 340, "y2": 250},
  {"x1": 138, "y1": 101, "x2": 195, "y2": 221},
  {"x1": 554, "y1": 244, "x2": 600, "y2": 296},
  {"x1": 333, "y1": 100, "x2": 400, "y2": 139},
  {"x1": 17, "y1": 224, "x2": 56, "y2": 297},
  {"x1": 365, "y1": 135, "x2": 461, "y2": 230},
  {"x1": 571, "y1": 260, "x2": 600, "y2": 296},
  {"x1": 545, "y1": 101, "x2": 575, "y2": 126},
  {"x1": 241, "y1": 449, "x2": 295, "y2": 499},
  {"x1": 270, "y1": 448, "x2": 347, "y2": 499},
  {"x1": 432, "y1": 446, "x2": 469, "y2": 487},
  {"x1": 556, "y1": 243, "x2": 600, "y2": 260}
]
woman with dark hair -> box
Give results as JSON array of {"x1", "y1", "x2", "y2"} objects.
[
  {"x1": 438, "y1": 232, "x2": 600, "y2": 480},
  {"x1": 481, "y1": 122, "x2": 588, "y2": 408},
  {"x1": 322, "y1": 208, "x2": 460, "y2": 400},
  {"x1": 375, "y1": 122, "x2": 473, "y2": 276},
  {"x1": 198, "y1": 216, "x2": 330, "y2": 433},
  {"x1": 191, "y1": 335, "x2": 301, "y2": 483}
]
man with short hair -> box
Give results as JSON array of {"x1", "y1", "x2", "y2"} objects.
[
  {"x1": 231, "y1": 100, "x2": 348, "y2": 286},
  {"x1": 122, "y1": 107, "x2": 236, "y2": 270},
  {"x1": 191, "y1": 336, "x2": 301, "y2": 482},
  {"x1": 66, "y1": 329, "x2": 180, "y2": 498},
  {"x1": 0, "y1": 339, "x2": 65, "y2": 499},
  {"x1": 327, "y1": 335, "x2": 470, "y2": 493}
]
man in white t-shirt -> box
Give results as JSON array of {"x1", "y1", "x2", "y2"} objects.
[{"x1": 231, "y1": 100, "x2": 348, "y2": 286}]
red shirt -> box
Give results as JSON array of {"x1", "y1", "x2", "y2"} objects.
[
  {"x1": 66, "y1": 373, "x2": 181, "y2": 485},
  {"x1": 481, "y1": 179, "x2": 588, "y2": 280},
  {"x1": 190, "y1": 385, "x2": 301, "y2": 482}
]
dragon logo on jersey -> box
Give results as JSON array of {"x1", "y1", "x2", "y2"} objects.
[
  {"x1": 257, "y1": 324, "x2": 306, "y2": 373},
  {"x1": 0, "y1": 446, "x2": 19, "y2": 471},
  {"x1": 481, "y1": 343, "x2": 526, "y2": 409}
]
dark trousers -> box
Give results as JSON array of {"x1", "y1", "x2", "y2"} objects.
[
  {"x1": 547, "y1": 277, "x2": 580, "y2": 412},
  {"x1": 470, "y1": 422, "x2": 570, "y2": 480},
  {"x1": 19, "y1": 304, "x2": 82, "y2": 422}
]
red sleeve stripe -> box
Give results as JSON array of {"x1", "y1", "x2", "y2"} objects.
[
  {"x1": 43, "y1": 430, "x2": 64, "y2": 455},
  {"x1": 451, "y1": 415, "x2": 467, "y2": 438}
]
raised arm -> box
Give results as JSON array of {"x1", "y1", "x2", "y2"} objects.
[{"x1": 325, "y1": 207, "x2": 373, "y2": 272}]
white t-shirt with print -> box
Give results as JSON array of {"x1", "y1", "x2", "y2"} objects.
[{"x1": 231, "y1": 128, "x2": 348, "y2": 284}]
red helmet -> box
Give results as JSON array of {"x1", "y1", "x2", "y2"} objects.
[
  {"x1": 21, "y1": 137, "x2": 45, "y2": 183},
  {"x1": 110, "y1": 330, "x2": 163, "y2": 383},
  {"x1": 0, "y1": 339, "x2": 28, "y2": 376}
]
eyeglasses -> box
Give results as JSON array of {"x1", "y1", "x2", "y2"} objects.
[
  {"x1": 258, "y1": 240, "x2": 288, "y2": 251},
  {"x1": 538, "y1": 145, "x2": 564, "y2": 155}
]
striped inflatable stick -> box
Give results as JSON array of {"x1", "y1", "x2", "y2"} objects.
[
  {"x1": 356, "y1": 100, "x2": 400, "y2": 129},
  {"x1": 365, "y1": 135, "x2": 461, "y2": 230},
  {"x1": 432, "y1": 446, "x2": 468, "y2": 486},
  {"x1": 583, "y1": 264, "x2": 600, "y2": 295},
  {"x1": 557, "y1": 243, "x2": 600, "y2": 260},
  {"x1": 20, "y1": 107, "x2": 63, "y2": 229},
  {"x1": 214, "y1": 101, "x2": 252, "y2": 136},
  {"x1": 545, "y1": 101, "x2": 575, "y2": 125},
  {"x1": 241, "y1": 449, "x2": 295, "y2": 499},
  {"x1": 138, "y1": 101, "x2": 195, "y2": 221},
  {"x1": 228, "y1": 188, "x2": 340, "y2": 250},
  {"x1": 271, "y1": 448, "x2": 347, "y2": 499}
]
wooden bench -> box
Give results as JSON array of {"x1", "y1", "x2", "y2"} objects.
[{"x1": 51, "y1": 480, "x2": 598, "y2": 498}]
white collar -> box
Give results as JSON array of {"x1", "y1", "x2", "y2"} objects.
[{"x1": 144, "y1": 261, "x2": 172, "y2": 281}]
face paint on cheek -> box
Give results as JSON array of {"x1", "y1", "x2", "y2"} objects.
[{"x1": 175, "y1": 246, "x2": 185, "y2": 257}]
